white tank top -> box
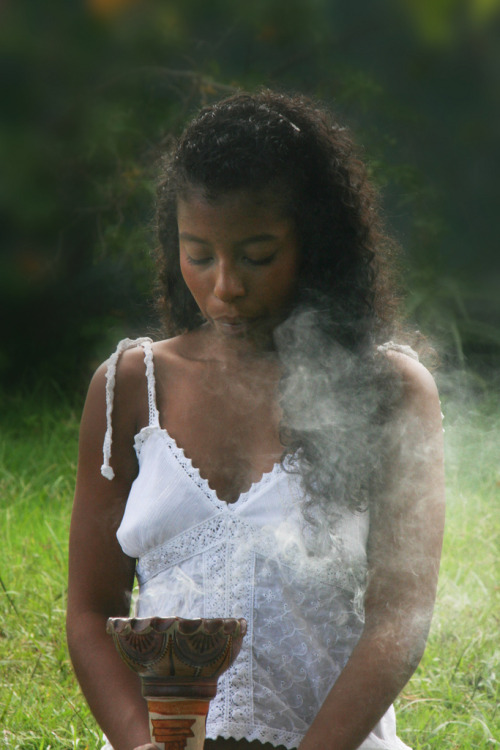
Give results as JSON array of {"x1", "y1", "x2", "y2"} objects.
[{"x1": 101, "y1": 338, "x2": 412, "y2": 750}]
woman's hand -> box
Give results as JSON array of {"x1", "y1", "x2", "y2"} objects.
[{"x1": 133, "y1": 744, "x2": 157, "y2": 750}]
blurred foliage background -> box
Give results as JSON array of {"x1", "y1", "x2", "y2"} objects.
[{"x1": 1, "y1": 0, "x2": 499, "y2": 394}]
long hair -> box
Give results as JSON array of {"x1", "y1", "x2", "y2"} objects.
[{"x1": 155, "y1": 90, "x2": 405, "y2": 523}]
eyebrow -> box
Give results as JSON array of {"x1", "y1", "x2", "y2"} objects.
[
  {"x1": 178, "y1": 233, "x2": 210, "y2": 245},
  {"x1": 178, "y1": 232, "x2": 279, "y2": 247},
  {"x1": 238, "y1": 234, "x2": 278, "y2": 247}
]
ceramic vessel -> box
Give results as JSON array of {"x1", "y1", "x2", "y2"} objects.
[{"x1": 107, "y1": 616, "x2": 247, "y2": 750}]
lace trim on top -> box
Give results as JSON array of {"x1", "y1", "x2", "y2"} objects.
[
  {"x1": 136, "y1": 511, "x2": 364, "y2": 593},
  {"x1": 101, "y1": 337, "x2": 157, "y2": 480},
  {"x1": 134, "y1": 425, "x2": 284, "y2": 510}
]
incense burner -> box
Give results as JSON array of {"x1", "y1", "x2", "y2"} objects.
[{"x1": 107, "y1": 616, "x2": 247, "y2": 750}]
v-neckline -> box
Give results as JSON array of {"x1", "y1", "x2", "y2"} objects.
[{"x1": 134, "y1": 424, "x2": 284, "y2": 508}]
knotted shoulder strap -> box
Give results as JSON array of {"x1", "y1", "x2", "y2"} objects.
[{"x1": 101, "y1": 337, "x2": 160, "y2": 480}]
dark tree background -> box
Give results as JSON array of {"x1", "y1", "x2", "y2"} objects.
[{"x1": 1, "y1": 0, "x2": 499, "y2": 395}]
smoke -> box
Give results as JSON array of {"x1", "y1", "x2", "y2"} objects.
[
  {"x1": 430, "y1": 366, "x2": 499, "y2": 633},
  {"x1": 135, "y1": 558, "x2": 205, "y2": 618},
  {"x1": 274, "y1": 306, "x2": 404, "y2": 549},
  {"x1": 120, "y1": 307, "x2": 498, "y2": 696}
]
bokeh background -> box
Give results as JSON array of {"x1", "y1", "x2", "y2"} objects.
[
  {"x1": 2, "y1": 0, "x2": 499, "y2": 394},
  {"x1": 1, "y1": 5, "x2": 499, "y2": 748}
]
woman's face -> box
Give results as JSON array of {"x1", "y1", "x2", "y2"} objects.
[{"x1": 177, "y1": 188, "x2": 300, "y2": 344}]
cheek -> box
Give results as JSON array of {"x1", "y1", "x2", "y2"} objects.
[
  {"x1": 179, "y1": 261, "x2": 189, "y2": 289},
  {"x1": 257, "y1": 269, "x2": 297, "y2": 312},
  {"x1": 273, "y1": 258, "x2": 300, "y2": 301},
  {"x1": 180, "y1": 261, "x2": 209, "y2": 308},
  {"x1": 179, "y1": 258, "x2": 197, "y2": 292}
]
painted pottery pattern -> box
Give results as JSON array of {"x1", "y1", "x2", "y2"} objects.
[
  {"x1": 107, "y1": 617, "x2": 247, "y2": 750},
  {"x1": 106, "y1": 616, "x2": 247, "y2": 680}
]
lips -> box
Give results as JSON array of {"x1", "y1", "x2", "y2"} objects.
[
  {"x1": 213, "y1": 316, "x2": 252, "y2": 335},
  {"x1": 216, "y1": 316, "x2": 246, "y2": 325}
]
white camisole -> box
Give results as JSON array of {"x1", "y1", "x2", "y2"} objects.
[{"x1": 101, "y1": 338, "x2": 413, "y2": 750}]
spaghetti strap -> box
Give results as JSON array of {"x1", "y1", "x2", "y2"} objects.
[
  {"x1": 101, "y1": 337, "x2": 157, "y2": 481},
  {"x1": 141, "y1": 338, "x2": 161, "y2": 429},
  {"x1": 377, "y1": 340, "x2": 419, "y2": 361}
]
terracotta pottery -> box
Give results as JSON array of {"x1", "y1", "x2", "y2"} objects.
[{"x1": 106, "y1": 616, "x2": 247, "y2": 750}]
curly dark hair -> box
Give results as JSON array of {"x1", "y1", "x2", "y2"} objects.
[
  {"x1": 155, "y1": 89, "x2": 400, "y2": 348},
  {"x1": 155, "y1": 89, "x2": 406, "y2": 526}
]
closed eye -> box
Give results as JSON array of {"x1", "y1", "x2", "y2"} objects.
[
  {"x1": 243, "y1": 253, "x2": 277, "y2": 266},
  {"x1": 185, "y1": 255, "x2": 212, "y2": 266},
  {"x1": 185, "y1": 253, "x2": 277, "y2": 267}
]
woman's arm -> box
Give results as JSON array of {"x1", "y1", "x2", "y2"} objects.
[
  {"x1": 67, "y1": 353, "x2": 154, "y2": 750},
  {"x1": 299, "y1": 353, "x2": 445, "y2": 750}
]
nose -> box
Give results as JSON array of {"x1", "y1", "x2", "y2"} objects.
[{"x1": 213, "y1": 261, "x2": 245, "y2": 302}]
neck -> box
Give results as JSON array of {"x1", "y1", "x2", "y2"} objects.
[{"x1": 196, "y1": 323, "x2": 280, "y2": 363}]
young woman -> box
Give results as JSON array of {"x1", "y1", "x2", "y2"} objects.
[{"x1": 67, "y1": 90, "x2": 445, "y2": 750}]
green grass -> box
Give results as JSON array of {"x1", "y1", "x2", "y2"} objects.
[
  {"x1": 0, "y1": 380, "x2": 498, "y2": 749},
  {"x1": 396, "y1": 383, "x2": 500, "y2": 749},
  {"x1": 0, "y1": 387, "x2": 100, "y2": 750}
]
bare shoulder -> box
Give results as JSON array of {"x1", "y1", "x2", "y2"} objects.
[
  {"x1": 151, "y1": 329, "x2": 208, "y2": 362},
  {"x1": 86, "y1": 344, "x2": 151, "y2": 429},
  {"x1": 384, "y1": 349, "x2": 442, "y2": 428},
  {"x1": 385, "y1": 348, "x2": 438, "y2": 398},
  {"x1": 78, "y1": 340, "x2": 162, "y2": 486},
  {"x1": 151, "y1": 334, "x2": 190, "y2": 362}
]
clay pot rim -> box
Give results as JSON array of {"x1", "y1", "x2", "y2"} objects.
[{"x1": 106, "y1": 616, "x2": 247, "y2": 637}]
